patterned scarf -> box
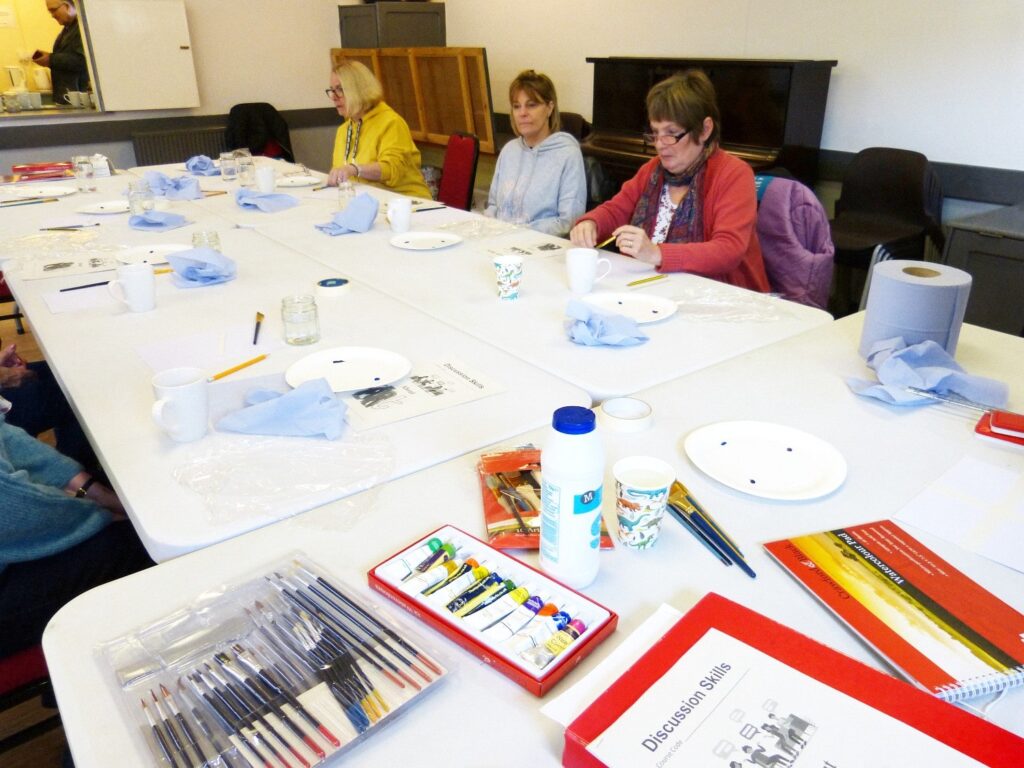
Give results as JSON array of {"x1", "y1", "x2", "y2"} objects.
[{"x1": 631, "y1": 146, "x2": 713, "y2": 244}]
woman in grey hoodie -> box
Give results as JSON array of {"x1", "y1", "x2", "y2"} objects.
[{"x1": 485, "y1": 70, "x2": 586, "y2": 236}]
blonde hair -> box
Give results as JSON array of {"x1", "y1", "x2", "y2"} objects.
[
  {"x1": 333, "y1": 60, "x2": 383, "y2": 118},
  {"x1": 508, "y1": 70, "x2": 561, "y2": 136}
]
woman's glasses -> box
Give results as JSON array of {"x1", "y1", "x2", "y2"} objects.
[
  {"x1": 642, "y1": 128, "x2": 690, "y2": 146},
  {"x1": 324, "y1": 86, "x2": 344, "y2": 100}
]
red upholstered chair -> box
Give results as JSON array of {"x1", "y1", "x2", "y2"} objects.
[
  {"x1": 437, "y1": 132, "x2": 479, "y2": 210},
  {"x1": 0, "y1": 271, "x2": 25, "y2": 335},
  {"x1": 0, "y1": 645, "x2": 61, "y2": 754}
]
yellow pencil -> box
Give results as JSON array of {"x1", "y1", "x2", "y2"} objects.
[
  {"x1": 626, "y1": 273, "x2": 667, "y2": 287},
  {"x1": 207, "y1": 354, "x2": 268, "y2": 382},
  {"x1": 596, "y1": 234, "x2": 616, "y2": 249},
  {"x1": 154, "y1": 267, "x2": 172, "y2": 275}
]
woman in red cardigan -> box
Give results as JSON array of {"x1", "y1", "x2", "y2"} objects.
[{"x1": 569, "y1": 70, "x2": 770, "y2": 292}]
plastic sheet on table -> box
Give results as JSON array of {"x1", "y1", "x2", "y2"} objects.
[
  {"x1": 670, "y1": 284, "x2": 796, "y2": 323},
  {"x1": 172, "y1": 431, "x2": 395, "y2": 526},
  {"x1": 0, "y1": 230, "x2": 107, "y2": 270},
  {"x1": 435, "y1": 217, "x2": 517, "y2": 240}
]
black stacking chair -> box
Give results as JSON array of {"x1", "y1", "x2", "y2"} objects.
[{"x1": 829, "y1": 147, "x2": 944, "y2": 316}]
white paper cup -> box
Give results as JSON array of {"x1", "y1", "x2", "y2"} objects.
[
  {"x1": 255, "y1": 166, "x2": 276, "y2": 194},
  {"x1": 107, "y1": 263, "x2": 155, "y2": 312},
  {"x1": 567, "y1": 247, "x2": 612, "y2": 294},
  {"x1": 152, "y1": 367, "x2": 209, "y2": 442},
  {"x1": 613, "y1": 456, "x2": 675, "y2": 549},
  {"x1": 388, "y1": 197, "x2": 412, "y2": 233}
]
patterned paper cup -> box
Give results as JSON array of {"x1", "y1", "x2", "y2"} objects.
[
  {"x1": 493, "y1": 255, "x2": 524, "y2": 300},
  {"x1": 613, "y1": 456, "x2": 675, "y2": 549}
]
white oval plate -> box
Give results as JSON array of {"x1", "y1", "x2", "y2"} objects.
[
  {"x1": 389, "y1": 231, "x2": 463, "y2": 251},
  {"x1": 684, "y1": 420, "x2": 847, "y2": 501},
  {"x1": 276, "y1": 175, "x2": 321, "y2": 188},
  {"x1": 582, "y1": 292, "x2": 678, "y2": 324},
  {"x1": 77, "y1": 200, "x2": 130, "y2": 215},
  {"x1": 117, "y1": 243, "x2": 191, "y2": 265},
  {"x1": 9, "y1": 184, "x2": 78, "y2": 198},
  {"x1": 285, "y1": 346, "x2": 412, "y2": 393}
]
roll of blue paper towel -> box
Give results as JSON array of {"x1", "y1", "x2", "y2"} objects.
[{"x1": 859, "y1": 260, "x2": 972, "y2": 358}]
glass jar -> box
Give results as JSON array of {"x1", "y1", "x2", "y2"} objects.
[
  {"x1": 127, "y1": 179, "x2": 155, "y2": 215},
  {"x1": 337, "y1": 179, "x2": 356, "y2": 211},
  {"x1": 281, "y1": 295, "x2": 320, "y2": 346},
  {"x1": 72, "y1": 155, "x2": 97, "y2": 193},
  {"x1": 192, "y1": 230, "x2": 222, "y2": 252},
  {"x1": 234, "y1": 149, "x2": 256, "y2": 187}
]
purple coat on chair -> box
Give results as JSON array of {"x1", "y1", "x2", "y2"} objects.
[{"x1": 755, "y1": 176, "x2": 834, "y2": 311}]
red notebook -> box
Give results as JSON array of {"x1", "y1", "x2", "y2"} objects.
[
  {"x1": 764, "y1": 520, "x2": 1024, "y2": 703},
  {"x1": 564, "y1": 593, "x2": 1024, "y2": 768}
]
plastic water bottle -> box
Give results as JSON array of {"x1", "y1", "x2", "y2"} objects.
[{"x1": 540, "y1": 406, "x2": 604, "y2": 589}]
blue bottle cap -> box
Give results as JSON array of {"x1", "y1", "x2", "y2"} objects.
[{"x1": 552, "y1": 405, "x2": 595, "y2": 435}]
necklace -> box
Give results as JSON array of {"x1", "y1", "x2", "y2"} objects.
[{"x1": 343, "y1": 119, "x2": 362, "y2": 163}]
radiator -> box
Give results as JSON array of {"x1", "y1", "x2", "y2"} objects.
[{"x1": 131, "y1": 126, "x2": 228, "y2": 166}]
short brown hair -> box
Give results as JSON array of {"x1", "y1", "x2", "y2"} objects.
[
  {"x1": 508, "y1": 70, "x2": 561, "y2": 135},
  {"x1": 332, "y1": 60, "x2": 383, "y2": 118},
  {"x1": 646, "y1": 69, "x2": 720, "y2": 146}
]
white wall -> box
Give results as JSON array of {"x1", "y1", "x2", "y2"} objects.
[{"x1": 444, "y1": 0, "x2": 1024, "y2": 171}]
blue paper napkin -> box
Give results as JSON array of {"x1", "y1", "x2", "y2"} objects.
[
  {"x1": 314, "y1": 193, "x2": 379, "y2": 235},
  {"x1": 217, "y1": 379, "x2": 346, "y2": 439},
  {"x1": 128, "y1": 210, "x2": 188, "y2": 231},
  {"x1": 166, "y1": 246, "x2": 237, "y2": 288},
  {"x1": 185, "y1": 155, "x2": 221, "y2": 176},
  {"x1": 235, "y1": 188, "x2": 299, "y2": 213},
  {"x1": 143, "y1": 171, "x2": 203, "y2": 200},
  {"x1": 846, "y1": 337, "x2": 1009, "y2": 407},
  {"x1": 565, "y1": 299, "x2": 649, "y2": 347}
]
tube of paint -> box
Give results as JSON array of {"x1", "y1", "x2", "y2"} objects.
[
  {"x1": 520, "y1": 617, "x2": 588, "y2": 669},
  {"x1": 401, "y1": 542, "x2": 457, "y2": 581},
  {"x1": 382, "y1": 537, "x2": 443, "y2": 581},
  {"x1": 503, "y1": 606, "x2": 573, "y2": 655},
  {"x1": 446, "y1": 573, "x2": 501, "y2": 618},
  {"x1": 400, "y1": 558, "x2": 458, "y2": 594},
  {"x1": 461, "y1": 585, "x2": 530, "y2": 632},
  {"x1": 480, "y1": 596, "x2": 548, "y2": 642},
  {"x1": 458, "y1": 579, "x2": 516, "y2": 618},
  {"x1": 421, "y1": 558, "x2": 480, "y2": 597},
  {"x1": 424, "y1": 564, "x2": 491, "y2": 605}
]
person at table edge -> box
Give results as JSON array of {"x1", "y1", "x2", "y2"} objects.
[
  {"x1": 325, "y1": 60, "x2": 431, "y2": 199},
  {"x1": 32, "y1": 0, "x2": 91, "y2": 105},
  {"x1": 570, "y1": 69, "x2": 769, "y2": 292}
]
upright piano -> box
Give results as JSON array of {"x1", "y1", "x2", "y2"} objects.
[{"x1": 582, "y1": 57, "x2": 837, "y2": 191}]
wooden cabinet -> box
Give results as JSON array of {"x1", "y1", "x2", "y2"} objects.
[
  {"x1": 338, "y1": 2, "x2": 446, "y2": 48},
  {"x1": 942, "y1": 203, "x2": 1024, "y2": 336},
  {"x1": 331, "y1": 46, "x2": 494, "y2": 153}
]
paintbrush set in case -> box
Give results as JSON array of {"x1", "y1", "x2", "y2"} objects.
[
  {"x1": 102, "y1": 556, "x2": 446, "y2": 767},
  {"x1": 368, "y1": 525, "x2": 617, "y2": 696}
]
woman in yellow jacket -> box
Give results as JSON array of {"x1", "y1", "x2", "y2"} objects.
[{"x1": 326, "y1": 60, "x2": 431, "y2": 198}]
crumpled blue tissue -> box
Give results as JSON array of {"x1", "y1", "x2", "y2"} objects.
[
  {"x1": 217, "y1": 379, "x2": 346, "y2": 439},
  {"x1": 846, "y1": 337, "x2": 1008, "y2": 407},
  {"x1": 235, "y1": 188, "x2": 299, "y2": 213},
  {"x1": 314, "y1": 193, "x2": 379, "y2": 235},
  {"x1": 143, "y1": 171, "x2": 203, "y2": 200},
  {"x1": 166, "y1": 247, "x2": 237, "y2": 288},
  {"x1": 128, "y1": 210, "x2": 188, "y2": 231},
  {"x1": 185, "y1": 155, "x2": 221, "y2": 176},
  {"x1": 565, "y1": 298, "x2": 649, "y2": 347}
]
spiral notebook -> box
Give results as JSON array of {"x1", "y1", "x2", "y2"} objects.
[{"x1": 764, "y1": 519, "x2": 1024, "y2": 703}]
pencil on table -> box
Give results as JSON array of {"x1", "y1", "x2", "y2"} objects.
[{"x1": 207, "y1": 354, "x2": 268, "y2": 382}]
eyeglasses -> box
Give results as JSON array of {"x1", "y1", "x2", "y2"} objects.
[
  {"x1": 324, "y1": 86, "x2": 344, "y2": 100},
  {"x1": 642, "y1": 128, "x2": 691, "y2": 146}
]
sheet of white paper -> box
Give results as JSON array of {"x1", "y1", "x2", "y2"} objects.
[
  {"x1": 135, "y1": 323, "x2": 283, "y2": 374},
  {"x1": 586, "y1": 628, "x2": 985, "y2": 767},
  {"x1": 42, "y1": 284, "x2": 118, "y2": 314},
  {"x1": 342, "y1": 359, "x2": 504, "y2": 431},
  {"x1": 541, "y1": 604, "x2": 683, "y2": 728},
  {"x1": 895, "y1": 455, "x2": 1024, "y2": 574}
]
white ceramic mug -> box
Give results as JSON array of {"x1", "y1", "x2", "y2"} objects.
[
  {"x1": 388, "y1": 197, "x2": 412, "y2": 233},
  {"x1": 566, "y1": 247, "x2": 612, "y2": 294},
  {"x1": 255, "y1": 166, "x2": 276, "y2": 194},
  {"x1": 63, "y1": 91, "x2": 82, "y2": 108},
  {"x1": 152, "y1": 367, "x2": 209, "y2": 442},
  {"x1": 107, "y1": 263, "x2": 156, "y2": 312}
]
